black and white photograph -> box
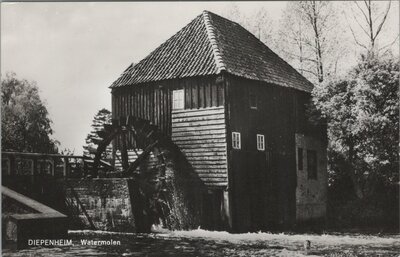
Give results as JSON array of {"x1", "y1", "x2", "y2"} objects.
[{"x1": 1, "y1": 1, "x2": 399, "y2": 256}]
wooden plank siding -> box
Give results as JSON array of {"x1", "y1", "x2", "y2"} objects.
[
  {"x1": 225, "y1": 74, "x2": 323, "y2": 231},
  {"x1": 111, "y1": 75, "x2": 224, "y2": 150},
  {"x1": 171, "y1": 106, "x2": 228, "y2": 188}
]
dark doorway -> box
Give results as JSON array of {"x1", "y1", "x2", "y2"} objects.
[
  {"x1": 201, "y1": 189, "x2": 223, "y2": 230},
  {"x1": 230, "y1": 150, "x2": 276, "y2": 232}
]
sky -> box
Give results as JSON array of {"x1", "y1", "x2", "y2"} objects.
[
  {"x1": 1, "y1": 1, "x2": 397, "y2": 154},
  {"x1": 1, "y1": 1, "x2": 287, "y2": 154}
]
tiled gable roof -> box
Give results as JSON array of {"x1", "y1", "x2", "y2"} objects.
[{"x1": 110, "y1": 11, "x2": 313, "y2": 92}]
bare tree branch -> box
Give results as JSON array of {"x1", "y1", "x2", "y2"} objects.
[
  {"x1": 363, "y1": 0, "x2": 370, "y2": 11},
  {"x1": 344, "y1": 11, "x2": 369, "y2": 50},
  {"x1": 281, "y1": 49, "x2": 319, "y2": 64},
  {"x1": 351, "y1": 10, "x2": 371, "y2": 37},
  {"x1": 302, "y1": 38, "x2": 320, "y2": 51},
  {"x1": 378, "y1": 34, "x2": 399, "y2": 51},
  {"x1": 301, "y1": 69, "x2": 319, "y2": 77},
  {"x1": 366, "y1": 0, "x2": 374, "y2": 45},
  {"x1": 349, "y1": 24, "x2": 369, "y2": 50},
  {"x1": 373, "y1": 0, "x2": 392, "y2": 41},
  {"x1": 354, "y1": 1, "x2": 370, "y2": 25}
]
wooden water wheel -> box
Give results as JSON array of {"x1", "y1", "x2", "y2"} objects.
[{"x1": 90, "y1": 115, "x2": 173, "y2": 232}]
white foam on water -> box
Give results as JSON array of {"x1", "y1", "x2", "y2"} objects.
[
  {"x1": 151, "y1": 224, "x2": 170, "y2": 233},
  {"x1": 69, "y1": 230, "x2": 136, "y2": 235},
  {"x1": 168, "y1": 228, "x2": 400, "y2": 246},
  {"x1": 68, "y1": 228, "x2": 400, "y2": 249}
]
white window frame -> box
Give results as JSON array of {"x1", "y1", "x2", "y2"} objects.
[
  {"x1": 172, "y1": 89, "x2": 184, "y2": 110},
  {"x1": 232, "y1": 132, "x2": 241, "y2": 150},
  {"x1": 257, "y1": 134, "x2": 265, "y2": 151}
]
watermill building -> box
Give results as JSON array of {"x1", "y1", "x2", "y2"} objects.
[{"x1": 110, "y1": 10, "x2": 327, "y2": 232}]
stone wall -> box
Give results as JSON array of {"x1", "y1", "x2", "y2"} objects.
[
  {"x1": 295, "y1": 133, "x2": 327, "y2": 221},
  {"x1": 65, "y1": 179, "x2": 135, "y2": 232},
  {"x1": 2, "y1": 186, "x2": 68, "y2": 248}
]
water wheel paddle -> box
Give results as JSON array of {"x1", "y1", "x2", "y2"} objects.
[{"x1": 90, "y1": 116, "x2": 172, "y2": 232}]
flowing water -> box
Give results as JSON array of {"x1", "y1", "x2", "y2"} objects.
[{"x1": 3, "y1": 228, "x2": 399, "y2": 257}]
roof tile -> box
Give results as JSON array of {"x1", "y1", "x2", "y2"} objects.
[{"x1": 110, "y1": 10, "x2": 313, "y2": 92}]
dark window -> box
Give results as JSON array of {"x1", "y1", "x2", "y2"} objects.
[
  {"x1": 297, "y1": 148, "x2": 303, "y2": 171},
  {"x1": 307, "y1": 150, "x2": 317, "y2": 179},
  {"x1": 249, "y1": 89, "x2": 257, "y2": 109}
]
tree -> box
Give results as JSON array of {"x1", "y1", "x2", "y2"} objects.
[
  {"x1": 277, "y1": 1, "x2": 349, "y2": 84},
  {"x1": 345, "y1": 0, "x2": 398, "y2": 58},
  {"x1": 312, "y1": 55, "x2": 399, "y2": 199},
  {"x1": 83, "y1": 108, "x2": 112, "y2": 160},
  {"x1": 223, "y1": 4, "x2": 278, "y2": 51},
  {"x1": 222, "y1": 2, "x2": 243, "y2": 24},
  {"x1": 1, "y1": 72, "x2": 58, "y2": 153},
  {"x1": 245, "y1": 7, "x2": 276, "y2": 47}
]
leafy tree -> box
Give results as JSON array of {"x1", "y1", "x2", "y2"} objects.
[
  {"x1": 83, "y1": 108, "x2": 112, "y2": 160},
  {"x1": 60, "y1": 148, "x2": 75, "y2": 156},
  {"x1": 1, "y1": 72, "x2": 58, "y2": 153},
  {"x1": 312, "y1": 55, "x2": 399, "y2": 199}
]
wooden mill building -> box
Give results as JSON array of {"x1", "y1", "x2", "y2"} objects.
[{"x1": 110, "y1": 11, "x2": 327, "y2": 232}]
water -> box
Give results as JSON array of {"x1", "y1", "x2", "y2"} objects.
[{"x1": 3, "y1": 228, "x2": 400, "y2": 257}]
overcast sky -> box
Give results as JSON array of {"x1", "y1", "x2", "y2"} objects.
[
  {"x1": 1, "y1": 2, "x2": 397, "y2": 154},
  {"x1": 1, "y1": 2, "x2": 288, "y2": 154}
]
